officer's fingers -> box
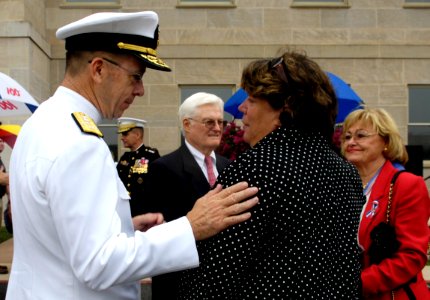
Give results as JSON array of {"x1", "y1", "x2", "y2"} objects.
[
  {"x1": 213, "y1": 182, "x2": 250, "y2": 198},
  {"x1": 222, "y1": 212, "x2": 252, "y2": 228},
  {"x1": 217, "y1": 186, "x2": 259, "y2": 208},
  {"x1": 224, "y1": 196, "x2": 258, "y2": 217},
  {"x1": 206, "y1": 196, "x2": 258, "y2": 236}
]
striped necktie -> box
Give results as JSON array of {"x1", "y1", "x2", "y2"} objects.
[{"x1": 204, "y1": 156, "x2": 216, "y2": 187}]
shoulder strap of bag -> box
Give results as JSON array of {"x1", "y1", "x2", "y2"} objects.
[
  {"x1": 386, "y1": 170, "x2": 407, "y2": 224},
  {"x1": 387, "y1": 170, "x2": 417, "y2": 300}
]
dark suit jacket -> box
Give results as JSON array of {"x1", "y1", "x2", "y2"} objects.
[
  {"x1": 142, "y1": 144, "x2": 230, "y2": 221},
  {"x1": 142, "y1": 144, "x2": 230, "y2": 300}
]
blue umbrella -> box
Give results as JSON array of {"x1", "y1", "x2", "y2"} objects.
[
  {"x1": 327, "y1": 72, "x2": 363, "y2": 124},
  {"x1": 224, "y1": 73, "x2": 363, "y2": 123},
  {"x1": 224, "y1": 87, "x2": 247, "y2": 119}
]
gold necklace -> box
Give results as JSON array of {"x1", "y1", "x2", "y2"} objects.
[
  {"x1": 362, "y1": 182, "x2": 369, "y2": 190},
  {"x1": 362, "y1": 165, "x2": 384, "y2": 195}
]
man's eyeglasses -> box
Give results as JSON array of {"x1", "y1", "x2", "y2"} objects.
[
  {"x1": 189, "y1": 118, "x2": 224, "y2": 129},
  {"x1": 343, "y1": 130, "x2": 378, "y2": 142},
  {"x1": 88, "y1": 57, "x2": 144, "y2": 83}
]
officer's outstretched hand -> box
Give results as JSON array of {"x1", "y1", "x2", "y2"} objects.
[
  {"x1": 187, "y1": 182, "x2": 258, "y2": 241},
  {"x1": 133, "y1": 213, "x2": 164, "y2": 232}
]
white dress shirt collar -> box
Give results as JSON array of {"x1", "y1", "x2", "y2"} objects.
[{"x1": 185, "y1": 140, "x2": 218, "y2": 179}]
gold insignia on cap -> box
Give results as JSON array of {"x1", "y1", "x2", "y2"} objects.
[
  {"x1": 118, "y1": 123, "x2": 138, "y2": 133},
  {"x1": 117, "y1": 117, "x2": 146, "y2": 133},
  {"x1": 72, "y1": 112, "x2": 103, "y2": 137},
  {"x1": 117, "y1": 42, "x2": 157, "y2": 56},
  {"x1": 140, "y1": 54, "x2": 170, "y2": 69},
  {"x1": 116, "y1": 42, "x2": 170, "y2": 71},
  {"x1": 118, "y1": 124, "x2": 132, "y2": 133}
]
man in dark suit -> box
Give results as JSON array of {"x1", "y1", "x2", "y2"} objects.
[
  {"x1": 142, "y1": 92, "x2": 230, "y2": 300},
  {"x1": 116, "y1": 117, "x2": 160, "y2": 217}
]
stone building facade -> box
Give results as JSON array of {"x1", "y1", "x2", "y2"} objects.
[{"x1": 1, "y1": 0, "x2": 430, "y2": 180}]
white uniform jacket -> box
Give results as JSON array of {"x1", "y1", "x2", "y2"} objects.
[{"x1": 6, "y1": 86, "x2": 199, "y2": 300}]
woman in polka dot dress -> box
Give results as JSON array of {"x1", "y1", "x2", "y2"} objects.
[{"x1": 178, "y1": 50, "x2": 365, "y2": 299}]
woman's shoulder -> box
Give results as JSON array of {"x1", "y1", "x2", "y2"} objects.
[
  {"x1": 381, "y1": 165, "x2": 429, "y2": 203},
  {"x1": 395, "y1": 170, "x2": 427, "y2": 189},
  {"x1": 382, "y1": 161, "x2": 424, "y2": 185}
]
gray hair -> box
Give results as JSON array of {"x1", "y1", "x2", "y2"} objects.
[{"x1": 178, "y1": 92, "x2": 224, "y2": 131}]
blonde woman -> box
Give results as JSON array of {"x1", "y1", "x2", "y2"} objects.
[{"x1": 342, "y1": 107, "x2": 430, "y2": 299}]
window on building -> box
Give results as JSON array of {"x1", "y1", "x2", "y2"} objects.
[
  {"x1": 179, "y1": 0, "x2": 233, "y2": 2},
  {"x1": 180, "y1": 85, "x2": 234, "y2": 104},
  {"x1": 404, "y1": 0, "x2": 430, "y2": 7},
  {"x1": 181, "y1": 85, "x2": 236, "y2": 120},
  {"x1": 62, "y1": 0, "x2": 120, "y2": 7},
  {"x1": 99, "y1": 120, "x2": 119, "y2": 162},
  {"x1": 65, "y1": 0, "x2": 117, "y2": 2},
  {"x1": 180, "y1": 85, "x2": 237, "y2": 143},
  {"x1": 177, "y1": 0, "x2": 235, "y2": 7},
  {"x1": 62, "y1": 0, "x2": 120, "y2": 8},
  {"x1": 294, "y1": 0, "x2": 346, "y2": 2},
  {"x1": 408, "y1": 85, "x2": 430, "y2": 161},
  {"x1": 291, "y1": 0, "x2": 349, "y2": 7}
]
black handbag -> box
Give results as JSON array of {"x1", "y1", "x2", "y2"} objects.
[
  {"x1": 368, "y1": 170, "x2": 416, "y2": 300},
  {"x1": 368, "y1": 170, "x2": 404, "y2": 265}
]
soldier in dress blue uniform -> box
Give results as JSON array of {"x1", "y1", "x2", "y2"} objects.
[{"x1": 116, "y1": 117, "x2": 160, "y2": 216}]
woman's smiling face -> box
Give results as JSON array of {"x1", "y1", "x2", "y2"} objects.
[{"x1": 342, "y1": 121, "x2": 387, "y2": 169}]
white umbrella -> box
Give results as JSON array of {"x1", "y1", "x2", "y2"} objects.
[{"x1": 0, "y1": 72, "x2": 39, "y2": 117}]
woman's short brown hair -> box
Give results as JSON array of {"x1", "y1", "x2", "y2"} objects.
[{"x1": 240, "y1": 49, "x2": 337, "y2": 141}]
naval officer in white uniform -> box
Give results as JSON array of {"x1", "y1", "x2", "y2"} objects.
[{"x1": 6, "y1": 11, "x2": 258, "y2": 300}]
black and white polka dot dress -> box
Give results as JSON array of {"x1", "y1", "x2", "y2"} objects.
[{"x1": 179, "y1": 127, "x2": 364, "y2": 299}]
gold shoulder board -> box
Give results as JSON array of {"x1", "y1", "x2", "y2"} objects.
[{"x1": 71, "y1": 112, "x2": 103, "y2": 137}]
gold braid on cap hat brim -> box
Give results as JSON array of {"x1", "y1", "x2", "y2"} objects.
[
  {"x1": 117, "y1": 42, "x2": 170, "y2": 71},
  {"x1": 118, "y1": 123, "x2": 143, "y2": 133},
  {"x1": 117, "y1": 42, "x2": 157, "y2": 56}
]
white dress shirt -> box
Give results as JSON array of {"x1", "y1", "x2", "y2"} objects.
[
  {"x1": 7, "y1": 86, "x2": 199, "y2": 300},
  {"x1": 184, "y1": 140, "x2": 218, "y2": 182}
]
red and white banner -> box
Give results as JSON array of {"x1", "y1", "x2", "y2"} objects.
[{"x1": 0, "y1": 72, "x2": 39, "y2": 117}]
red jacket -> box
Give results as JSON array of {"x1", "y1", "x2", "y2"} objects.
[{"x1": 359, "y1": 161, "x2": 430, "y2": 299}]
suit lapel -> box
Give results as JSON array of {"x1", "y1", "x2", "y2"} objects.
[
  {"x1": 179, "y1": 145, "x2": 211, "y2": 194},
  {"x1": 215, "y1": 154, "x2": 230, "y2": 177}
]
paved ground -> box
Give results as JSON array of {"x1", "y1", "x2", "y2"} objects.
[{"x1": 0, "y1": 238, "x2": 429, "y2": 299}]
